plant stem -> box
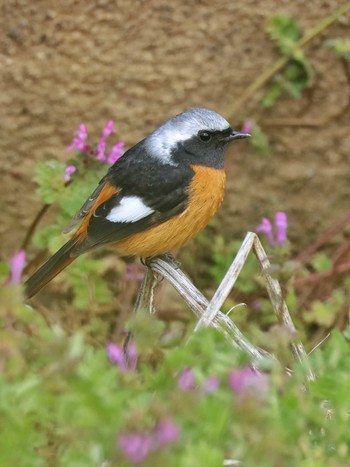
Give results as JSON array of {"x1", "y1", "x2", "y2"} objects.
[
  {"x1": 21, "y1": 203, "x2": 51, "y2": 250},
  {"x1": 229, "y1": 2, "x2": 350, "y2": 116}
]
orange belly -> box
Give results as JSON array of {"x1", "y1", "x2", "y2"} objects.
[{"x1": 115, "y1": 165, "x2": 226, "y2": 257}]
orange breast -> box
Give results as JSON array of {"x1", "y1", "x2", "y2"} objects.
[{"x1": 115, "y1": 165, "x2": 226, "y2": 257}]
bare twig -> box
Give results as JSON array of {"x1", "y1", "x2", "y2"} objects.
[
  {"x1": 252, "y1": 234, "x2": 315, "y2": 381},
  {"x1": 147, "y1": 255, "x2": 268, "y2": 362},
  {"x1": 21, "y1": 203, "x2": 51, "y2": 250},
  {"x1": 194, "y1": 233, "x2": 255, "y2": 331},
  {"x1": 144, "y1": 234, "x2": 314, "y2": 380},
  {"x1": 296, "y1": 210, "x2": 350, "y2": 264}
]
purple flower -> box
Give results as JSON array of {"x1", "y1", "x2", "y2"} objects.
[
  {"x1": 118, "y1": 433, "x2": 153, "y2": 465},
  {"x1": 275, "y1": 211, "x2": 288, "y2": 245},
  {"x1": 96, "y1": 139, "x2": 107, "y2": 161},
  {"x1": 203, "y1": 376, "x2": 220, "y2": 393},
  {"x1": 256, "y1": 217, "x2": 274, "y2": 246},
  {"x1": 8, "y1": 250, "x2": 26, "y2": 284},
  {"x1": 177, "y1": 368, "x2": 196, "y2": 391},
  {"x1": 107, "y1": 342, "x2": 137, "y2": 372},
  {"x1": 241, "y1": 120, "x2": 253, "y2": 135},
  {"x1": 153, "y1": 418, "x2": 180, "y2": 444},
  {"x1": 229, "y1": 366, "x2": 268, "y2": 396},
  {"x1": 102, "y1": 120, "x2": 116, "y2": 139},
  {"x1": 256, "y1": 212, "x2": 288, "y2": 247},
  {"x1": 66, "y1": 124, "x2": 88, "y2": 152},
  {"x1": 107, "y1": 141, "x2": 125, "y2": 164},
  {"x1": 118, "y1": 418, "x2": 180, "y2": 464},
  {"x1": 63, "y1": 165, "x2": 77, "y2": 182}
]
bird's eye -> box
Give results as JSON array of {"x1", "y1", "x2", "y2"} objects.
[{"x1": 198, "y1": 131, "x2": 212, "y2": 143}]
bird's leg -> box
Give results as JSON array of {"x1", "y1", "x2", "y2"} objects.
[
  {"x1": 156, "y1": 252, "x2": 182, "y2": 269},
  {"x1": 123, "y1": 261, "x2": 159, "y2": 360}
]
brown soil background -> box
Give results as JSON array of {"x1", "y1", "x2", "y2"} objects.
[{"x1": 1, "y1": 0, "x2": 349, "y2": 259}]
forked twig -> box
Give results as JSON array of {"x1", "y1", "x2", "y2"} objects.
[
  {"x1": 136, "y1": 233, "x2": 314, "y2": 380},
  {"x1": 195, "y1": 232, "x2": 314, "y2": 380},
  {"x1": 146, "y1": 255, "x2": 268, "y2": 362}
]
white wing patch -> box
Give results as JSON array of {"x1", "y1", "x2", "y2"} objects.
[{"x1": 106, "y1": 196, "x2": 154, "y2": 223}]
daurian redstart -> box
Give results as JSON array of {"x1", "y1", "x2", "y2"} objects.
[{"x1": 25, "y1": 108, "x2": 249, "y2": 298}]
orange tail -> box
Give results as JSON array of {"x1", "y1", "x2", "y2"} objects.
[{"x1": 24, "y1": 238, "x2": 79, "y2": 299}]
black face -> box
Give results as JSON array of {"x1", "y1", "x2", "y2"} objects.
[{"x1": 171, "y1": 127, "x2": 234, "y2": 168}]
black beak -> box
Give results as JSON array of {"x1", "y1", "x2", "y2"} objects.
[{"x1": 223, "y1": 130, "x2": 251, "y2": 142}]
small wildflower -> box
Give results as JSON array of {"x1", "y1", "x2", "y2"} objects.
[
  {"x1": 177, "y1": 367, "x2": 195, "y2": 391},
  {"x1": 107, "y1": 141, "x2": 125, "y2": 164},
  {"x1": 102, "y1": 120, "x2": 116, "y2": 139},
  {"x1": 229, "y1": 366, "x2": 268, "y2": 396},
  {"x1": 96, "y1": 139, "x2": 107, "y2": 161},
  {"x1": 275, "y1": 211, "x2": 288, "y2": 245},
  {"x1": 256, "y1": 212, "x2": 288, "y2": 247},
  {"x1": 66, "y1": 124, "x2": 88, "y2": 152},
  {"x1": 118, "y1": 418, "x2": 180, "y2": 465},
  {"x1": 8, "y1": 250, "x2": 26, "y2": 284},
  {"x1": 118, "y1": 433, "x2": 153, "y2": 465},
  {"x1": 153, "y1": 418, "x2": 180, "y2": 444},
  {"x1": 241, "y1": 120, "x2": 253, "y2": 135},
  {"x1": 63, "y1": 165, "x2": 77, "y2": 182},
  {"x1": 107, "y1": 342, "x2": 137, "y2": 372},
  {"x1": 256, "y1": 217, "x2": 274, "y2": 245},
  {"x1": 203, "y1": 376, "x2": 220, "y2": 393}
]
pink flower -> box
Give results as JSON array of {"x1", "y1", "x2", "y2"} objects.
[
  {"x1": 275, "y1": 211, "x2": 288, "y2": 245},
  {"x1": 66, "y1": 124, "x2": 88, "y2": 152},
  {"x1": 241, "y1": 120, "x2": 253, "y2": 135},
  {"x1": 229, "y1": 366, "x2": 268, "y2": 397},
  {"x1": 177, "y1": 368, "x2": 195, "y2": 391},
  {"x1": 256, "y1": 218, "x2": 274, "y2": 245},
  {"x1": 8, "y1": 250, "x2": 26, "y2": 284},
  {"x1": 107, "y1": 342, "x2": 137, "y2": 372},
  {"x1": 102, "y1": 120, "x2": 116, "y2": 139},
  {"x1": 203, "y1": 376, "x2": 220, "y2": 393},
  {"x1": 118, "y1": 418, "x2": 180, "y2": 464},
  {"x1": 256, "y1": 212, "x2": 288, "y2": 247},
  {"x1": 118, "y1": 433, "x2": 153, "y2": 465},
  {"x1": 107, "y1": 141, "x2": 125, "y2": 164},
  {"x1": 153, "y1": 418, "x2": 180, "y2": 444},
  {"x1": 96, "y1": 139, "x2": 107, "y2": 161},
  {"x1": 63, "y1": 165, "x2": 77, "y2": 182}
]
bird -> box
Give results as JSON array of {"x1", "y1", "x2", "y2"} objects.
[{"x1": 24, "y1": 108, "x2": 249, "y2": 298}]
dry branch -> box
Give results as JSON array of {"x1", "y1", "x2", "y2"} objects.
[{"x1": 134, "y1": 233, "x2": 315, "y2": 381}]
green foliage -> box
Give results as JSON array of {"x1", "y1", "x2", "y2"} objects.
[
  {"x1": 2, "y1": 281, "x2": 350, "y2": 466},
  {"x1": 266, "y1": 15, "x2": 301, "y2": 55},
  {"x1": 311, "y1": 253, "x2": 333, "y2": 273},
  {"x1": 326, "y1": 38, "x2": 350, "y2": 60},
  {"x1": 30, "y1": 153, "x2": 117, "y2": 307},
  {"x1": 209, "y1": 237, "x2": 259, "y2": 294},
  {"x1": 34, "y1": 160, "x2": 67, "y2": 204},
  {"x1": 262, "y1": 15, "x2": 315, "y2": 107},
  {"x1": 250, "y1": 122, "x2": 271, "y2": 157}
]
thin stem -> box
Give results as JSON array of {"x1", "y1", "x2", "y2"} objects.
[
  {"x1": 21, "y1": 203, "x2": 51, "y2": 250},
  {"x1": 229, "y1": 2, "x2": 350, "y2": 116}
]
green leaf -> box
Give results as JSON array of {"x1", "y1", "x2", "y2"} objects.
[
  {"x1": 33, "y1": 160, "x2": 67, "y2": 204},
  {"x1": 311, "y1": 253, "x2": 333, "y2": 272},
  {"x1": 326, "y1": 38, "x2": 350, "y2": 60},
  {"x1": 250, "y1": 123, "x2": 271, "y2": 157},
  {"x1": 266, "y1": 15, "x2": 301, "y2": 56}
]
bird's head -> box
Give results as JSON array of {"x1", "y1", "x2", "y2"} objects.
[{"x1": 146, "y1": 108, "x2": 250, "y2": 168}]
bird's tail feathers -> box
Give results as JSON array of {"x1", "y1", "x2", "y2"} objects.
[{"x1": 24, "y1": 238, "x2": 79, "y2": 299}]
